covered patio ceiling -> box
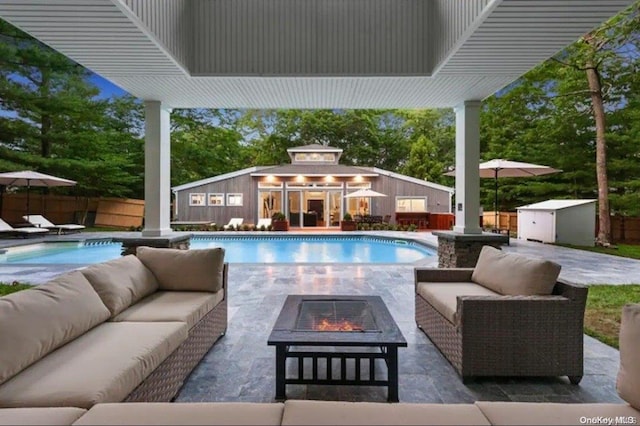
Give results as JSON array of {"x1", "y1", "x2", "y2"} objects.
[{"x1": 0, "y1": 0, "x2": 634, "y2": 109}]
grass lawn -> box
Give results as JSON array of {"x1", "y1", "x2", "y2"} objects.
[
  {"x1": 0, "y1": 282, "x2": 33, "y2": 296},
  {"x1": 561, "y1": 243, "x2": 640, "y2": 260},
  {"x1": 584, "y1": 284, "x2": 640, "y2": 348}
]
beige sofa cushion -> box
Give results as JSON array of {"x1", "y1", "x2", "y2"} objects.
[
  {"x1": 0, "y1": 322, "x2": 187, "y2": 409},
  {"x1": 81, "y1": 255, "x2": 159, "y2": 317},
  {"x1": 416, "y1": 282, "x2": 500, "y2": 324},
  {"x1": 0, "y1": 271, "x2": 110, "y2": 386},
  {"x1": 475, "y1": 402, "x2": 640, "y2": 425},
  {"x1": 73, "y1": 402, "x2": 284, "y2": 425},
  {"x1": 471, "y1": 246, "x2": 561, "y2": 295},
  {"x1": 112, "y1": 291, "x2": 223, "y2": 329},
  {"x1": 281, "y1": 400, "x2": 490, "y2": 425},
  {"x1": 617, "y1": 303, "x2": 640, "y2": 410},
  {"x1": 137, "y1": 247, "x2": 225, "y2": 292},
  {"x1": 0, "y1": 407, "x2": 86, "y2": 425}
]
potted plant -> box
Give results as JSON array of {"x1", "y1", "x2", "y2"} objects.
[
  {"x1": 271, "y1": 211, "x2": 289, "y2": 231},
  {"x1": 341, "y1": 212, "x2": 357, "y2": 231}
]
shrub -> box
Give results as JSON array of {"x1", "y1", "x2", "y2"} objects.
[
  {"x1": 242, "y1": 224, "x2": 250, "y2": 231},
  {"x1": 343, "y1": 212, "x2": 352, "y2": 221},
  {"x1": 272, "y1": 212, "x2": 286, "y2": 221},
  {"x1": 408, "y1": 224, "x2": 418, "y2": 232}
]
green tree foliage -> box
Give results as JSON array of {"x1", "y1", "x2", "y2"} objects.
[
  {"x1": 237, "y1": 109, "x2": 411, "y2": 170},
  {"x1": 0, "y1": 19, "x2": 144, "y2": 198},
  {"x1": 400, "y1": 109, "x2": 455, "y2": 185},
  {"x1": 479, "y1": 1, "x2": 640, "y2": 224},
  {"x1": 170, "y1": 109, "x2": 250, "y2": 186}
]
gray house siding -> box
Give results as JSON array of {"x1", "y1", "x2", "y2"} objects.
[
  {"x1": 174, "y1": 167, "x2": 452, "y2": 225},
  {"x1": 175, "y1": 174, "x2": 258, "y2": 225},
  {"x1": 371, "y1": 175, "x2": 451, "y2": 216}
]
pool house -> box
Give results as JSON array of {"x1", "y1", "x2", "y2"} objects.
[{"x1": 171, "y1": 144, "x2": 454, "y2": 228}]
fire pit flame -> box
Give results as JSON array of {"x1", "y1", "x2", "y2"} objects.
[{"x1": 314, "y1": 318, "x2": 363, "y2": 331}]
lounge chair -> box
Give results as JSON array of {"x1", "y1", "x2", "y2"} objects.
[
  {"x1": 0, "y1": 218, "x2": 49, "y2": 238},
  {"x1": 256, "y1": 218, "x2": 271, "y2": 229},
  {"x1": 223, "y1": 218, "x2": 243, "y2": 230},
  {"x1": 23, "y1": 215, "x2": 85, "y2": 235}
]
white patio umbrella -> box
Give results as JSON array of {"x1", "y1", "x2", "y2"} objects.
[
  {"x1": 0, "y1": 171, "x2": 77, "y2": 216},
  {"x1": 344, "y1": 188, "x2": 387, "y2": 215},
  {"x1": 444, "y1": 159, "x2": 561, "y2": 230}
]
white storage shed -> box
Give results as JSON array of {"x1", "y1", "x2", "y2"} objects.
[{"x1": 517, "y1": 199, "x2": 597, "y2": 246}]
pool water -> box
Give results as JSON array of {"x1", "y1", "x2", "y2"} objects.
[{"x1": 0, "y1": 236, "x2": 434, "y2": 264}]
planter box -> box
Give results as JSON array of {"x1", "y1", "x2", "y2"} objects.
[
  {"x1": 272, "y1": 220, "x2": 289, "y2": 231},
  {"x1": 341, "y1": 221, "x2": 357, "y2": 231}
]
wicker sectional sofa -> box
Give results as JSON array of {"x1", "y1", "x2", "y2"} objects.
[
  {"x1": 415, "y1": 245, "x2": 588, "y2": 383},
  {"x1": 0, "y1": 247, "x2": 228, "y2": 409},
  {"x1": 1, "y1": 303, "x2": 639, "y2": 425}
]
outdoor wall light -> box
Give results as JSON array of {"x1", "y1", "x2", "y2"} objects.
[
  {"x1": 354, "y1": 175, "x2": 363, "y2": 182},
  {"x1": 296, "y1": 175, "x2": 305, "y2": 182}
]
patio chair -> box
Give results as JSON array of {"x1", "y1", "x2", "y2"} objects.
[
  {"x1": 415, "y1": 246, "x2": 588, "y2": 383},
  {"x1": 223, "y1": 218, "x2": 243, "y2": 230},
  {"x1": 23, "y1": 215, "x2": 85, "y2": 235},
  {"x1": 0, "y1": 218, "x2": 49, "y2": 238},
  {"x1": 256, "y1": 218, "x2": 271, "y2": 229}
]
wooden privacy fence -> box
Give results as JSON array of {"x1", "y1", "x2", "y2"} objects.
[
  {"x1": 482, "y1": 212, "x2": 518, "y2": 233},
  {"x1": 0, "y1": 193, "x2": 144, "y2": 228},
  {"x1": 598, "y1": 216, "x2": 640, "y2": 243}
]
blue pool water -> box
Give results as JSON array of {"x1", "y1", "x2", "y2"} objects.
[{"x1": 0, "y1": 236, "x2": 434, "y2": 264}]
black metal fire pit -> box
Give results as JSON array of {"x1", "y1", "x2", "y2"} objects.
[{"x1": 268, "y1": 295, "x2": 407, "y2": 402}]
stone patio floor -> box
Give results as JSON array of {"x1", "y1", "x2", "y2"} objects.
[{"x1": 1, "y1": 231, "x2": 639, "y2": 403}]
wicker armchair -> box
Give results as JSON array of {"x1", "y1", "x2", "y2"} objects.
[{"x1": 414, "y1": 267, "x2": 588, "y2": 384}]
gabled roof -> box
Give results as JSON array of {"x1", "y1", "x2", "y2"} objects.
[
  {"x1": 173, "y1": 164, "x2": 454, "y2": 194},
  {"x1": 171, "y1": 166, "x2": 267, "y2": 191},
  {"x1": 369, "y1": 167, "x2": 455, "y2": 194},
  {"x1": 517, "y1": 199, "x2": 596, "y2": 211},
  {"x1": 288, "y1": 144, "x2": 342, "y2": 152},
  {"x1": 251, "y1": 164, "x2": 376, "y2": 176}
]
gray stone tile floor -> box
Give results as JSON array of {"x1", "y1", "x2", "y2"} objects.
[{"x1": 1, "y1": 230, "x2": 639, "y2": 403}]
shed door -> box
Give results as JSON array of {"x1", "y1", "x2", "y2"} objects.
[{"x1": 528, "y1": 210, "x2": 555, "y2": 243}]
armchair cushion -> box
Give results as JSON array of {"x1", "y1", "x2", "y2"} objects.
[
  {"x1": 416, "y1": 282, "x2": 500, "y2": 325},
  {"x1": 471, "y1": 246, "x2": 560, "y2": 296},
  {"x1": 617, "y1": 303, "x2": 640, "y2": 410},
  {"x1": 137, "y1": 247, "x2": 225, "y2": 293}
]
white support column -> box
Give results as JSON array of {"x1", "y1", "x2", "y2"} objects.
[
  {"x1": 142, "y1": 101, "x2": 172, "y2": 237},
  {"x1": 453, "y1": 100, "x2": 482, "y2": 235}
]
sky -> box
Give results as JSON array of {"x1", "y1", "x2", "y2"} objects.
[{"x1": 88, "y1": 73, "x2": 129, "y2": 99}]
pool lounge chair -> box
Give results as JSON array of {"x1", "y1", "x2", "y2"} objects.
[
  {"x1": 0, "y1": 218, "x2": 49, "y2": 238},
  {"x1": 223, "y1": 218, "x2": 243, "y2": 230},
  {"x1": 23, "y1": 215, "x2": 85, "y2": 235},
  {"x1": 256, "y1": 218, "x2": 271, "y2": 229}
]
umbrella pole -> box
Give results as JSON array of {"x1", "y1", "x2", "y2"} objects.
[
  {"x1": 26, "y1": 180, "x2": 30, "y2": 218},
  {"x1": 494, "y1": 169, "x2": 498, "y2": 231}
]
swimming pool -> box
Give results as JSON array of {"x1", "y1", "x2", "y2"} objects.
[{"x1": 0, "y1": 236, "x2": 434, "y2": 264}]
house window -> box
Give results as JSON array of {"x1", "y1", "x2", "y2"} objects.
[
  {"x1": 294, "y1": 153, "x2": 336, "y2": 162},
  {"x1": 189, "y1": 193, "x2": 206, "y2": 206},
  {"x1": 208, "y1": 193, "x2": 224, "y2": 206},
  {"x1": 396, "y1": 197, "x2": 427, "y2": 212},
  {"x1": 227, "y1": 193, "x2": 243, "y2": 206}
]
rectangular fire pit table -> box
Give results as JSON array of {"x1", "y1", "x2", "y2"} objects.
[{"x1": 268, "y1": 295, "x2": 407, "y2": 402}]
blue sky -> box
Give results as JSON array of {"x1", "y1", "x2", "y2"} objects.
[{"x1": 88, "y1": 73, "x2": 129, "y2": 99}]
